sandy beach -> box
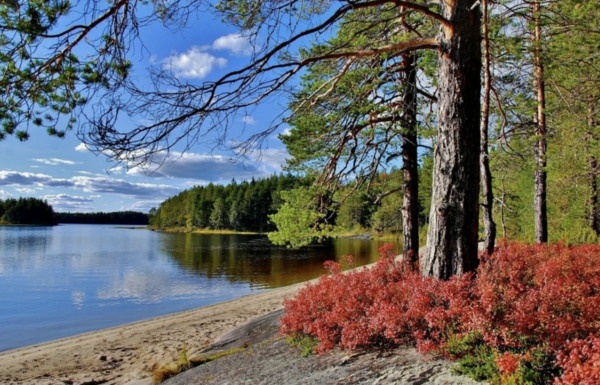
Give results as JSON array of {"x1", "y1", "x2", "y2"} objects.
[{"x1": 0, "y1": 279, "x2": 311, "y2": 385}]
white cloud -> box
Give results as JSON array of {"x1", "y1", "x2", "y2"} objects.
[
  {"x1": 43, "y1": 194, "x2": 93, "y2": 203},
  {"x1": 124, "y1": 200, "x2": 163, "y2": 213},
  {"x1": 15, "y1": 188, "x2": 36, "y2": 194},
  {"x1": 75, "y1": 143, "x2": 88, "y2": 152},
  {"x1": 163, "y1": 46, "x2": 227, "y2": 79},
  {"x1": 71, "y1": 176, "x2": 181, "y2": 200},
  {"x1": 242, "y1": 115, "x2": 258, "y2": 125},
  {"x1": 0, "y1": 190, "x2": 11, "y2": 198},
  {"x1": 43, "y1": 194, "x2": 95, "y2": 212},
  {"x1": 0, "y1": 171, "x2": 72, "y2": 187},
  {"x1": 33, "y1": 158, "x2": 79, "y2": 166},
  {"x1": 105, "y1": 166, "x2": 123, "y2": 175},
  {"x1": 0, "y1": 171, "x2": 181, "y2": 200},
  {"x1": 126, "y1": 150, "x2": 288, "y2": 182},
  {"x1": 182, "y1": 180, "x2": 210, "y2": 188},
  {"x1": 212, "y1": 33, "x2": 253, "y2": 56},
  {"x1": 257, "y1": 148, "x2": 289, "y2": 172},
  {"x1": 271, "y1": 128, "x2": 292, "y2": 141}
]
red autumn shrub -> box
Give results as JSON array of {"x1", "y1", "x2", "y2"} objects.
[
  {"x1": 471, "y1": 242, "x2": 600, "y2": 352},
  {"x1": 280, "y1": 241, "x2": 600, "y2": 382},
  {"x1": 495, "y1": 351, "x2": 521, "y2": 375},
  {"x1": 554, "y1": 336, "x2": 600, "y2": 385},
  {"x1": 280, "y1": 244, "x2": 392, "y2": 353},
  {"x1": 280, "y1": 244, "x2": 474, "y2": 354}
]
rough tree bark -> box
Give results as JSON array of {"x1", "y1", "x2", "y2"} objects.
[
  {"x1": 401, "y1": 53, "x2": 420, "y2": 262},
  {"x1": 532, "y1": 0, "x2": 548, "y2": 244},
  {"x1": 422, "y1": 0, "x2": 482, "y2": 279},
  {"x1": 588, "y1": 106, "x2": 599, "y2": 235},
  {"x1": 589, "y1": 155, "x2": 598, "y2": 235},
  {"x1": 480, "y1": 0, "x2": 496, "y2": 255}
]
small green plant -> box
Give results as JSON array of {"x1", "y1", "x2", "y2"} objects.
[
  {"x1": 152, "y1": 362, "x2": 184, "y2": 384},
  {"x1": 443, "y1": 332, "x2": 500, "y2": 382},
  {"x1": 516, "y1": 347, "x2": 558, "y2": 385},
  {"x1": 453, "y1": 344, "x2": 501, "y2": 383},
  {"x1": 443, "y1": 332, "x2": 484, "y2": 359},
  {"x1": 286, "y1": 334, "x2": 319, "y2": 356},
  {"x1": 178, "y1": 344, "x2": 190, "y2": 370},
  {"x1": 152, "y1": 345, "x2": 190, "y2": 384}
]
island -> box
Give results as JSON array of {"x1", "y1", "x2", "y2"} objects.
[{"x1": 0, "y1": 197, "x2": 56, "y2": 226}]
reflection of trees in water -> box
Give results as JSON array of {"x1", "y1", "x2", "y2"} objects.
[
  {"x1": 161, "y1": 233, "x2": 399, "y2": 288},
  {"x1": 0, "y1": 227, "x2": 54, "y2": 271}
]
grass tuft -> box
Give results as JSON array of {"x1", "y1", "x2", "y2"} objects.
[{"x1": 152, "y1": 346, "x2": 247, "y2": 384}]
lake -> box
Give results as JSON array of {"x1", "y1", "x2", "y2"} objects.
[{"x1": 0, "y1": 224, "x2": 397, "y2": 352}]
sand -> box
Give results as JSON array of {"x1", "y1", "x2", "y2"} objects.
[{"x1": 0, "y1": 280, "x2": 311, "y2": 385}]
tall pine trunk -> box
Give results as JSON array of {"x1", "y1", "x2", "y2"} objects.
[
  {"x1": 588, "y1": 107, "x2": 599, "y2": 235},
  {"x1": 532, "y1": 0, "x2": 548, "y2": 244},
  {"x1": 589, "y1": 155, "x2": 598, "y2": 235},
  {"x1": 480, "y1": 0, "x2": 496, "y2": 255},
  {"x1": 401, "y1": 53, "x2": 420, "y2": 261},
  {"x1": 423, "y1": 0, "x2": 482, "y2": 279}
]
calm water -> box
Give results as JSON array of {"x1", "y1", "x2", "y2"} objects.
[{"x1": 0, "y1": 224, "x2": 396, "y2": 352}]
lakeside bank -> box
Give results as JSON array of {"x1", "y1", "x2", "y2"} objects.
[
  {"x1": 0, "y1": 279, "x2": 310, "y2": 385},
  {"x1": 153, "y1": 226, "x2": 403, "y2": 243},
  {"x1": 151, "y1": 226, "x2": 262, "y2": 235},
  {"x1": 0, "y1": 241, "x2": 399, "y2": 385},
  {"x1": 0, "y1": 228, "x2": 401, "y2": 384}
]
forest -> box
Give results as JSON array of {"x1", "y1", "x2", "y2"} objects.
[
  {"x1": 2, "y1": 0, "x2": 600, "y2": 383},
  {"x1": 0, "y1": 199, "x2": 148, "y2": 225},
  {"x1": 0, "y1": 197, "x2": 56, "y2": 225},
  {"x1": 149, "y1": 165, "x2": 430, "y2": 236},
  {"x1": 149, "y1": 174, "x2": 312, "y2": 232},
  {"x1": 55, "y1": 211, "x2": 149, "y2": 225}
]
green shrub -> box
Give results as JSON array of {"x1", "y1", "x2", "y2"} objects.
[{"x1": 286, "y1": 334, "x2": 319, "y2": 356}]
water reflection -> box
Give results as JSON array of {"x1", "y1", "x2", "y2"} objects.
[
  {"x1": 0, "y1": 225, "x2": 399, "y2": 351},
  {"x1": 162, "y1": 233, "x2": 399, "y2": 288}
]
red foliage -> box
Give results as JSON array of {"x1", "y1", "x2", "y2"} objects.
[
  {"x1": 280, "y1": 241, "x2": 600, "y2": 380},
  {"x1": 495, "y1": 351, "x2": 521, "y2": 375},
  {"x1": 471, "y1": 242, "x2": 600, "y2": 352},
  {"x1": 281, "y1": 244, "x2": 474, "y2": 354},
  {"x1": 555, "y1": 336, "x2": 600, "y2": 385}
]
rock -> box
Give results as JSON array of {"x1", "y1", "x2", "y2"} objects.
[
  {"x1": 98, "y1": 355, "x2": 107, "y2": 362},
  {"x1": 124, "y1": 379, "x2": 154, "y2": 385}
]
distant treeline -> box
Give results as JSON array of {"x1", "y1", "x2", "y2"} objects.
[
  {"x1": 0, "y1": 197, "x2": 56, "y2": 225},
  {"x1": 150, "y1": 174, "x2": 312, "y2": 232},
  {"x1": 56, "y1": 211, "x2": 149, "y2": 225}
]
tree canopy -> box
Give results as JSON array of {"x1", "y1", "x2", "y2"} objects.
[
  {"x1": 149, "y1": 174, "x2": 312, "y2": 233},
  {"x1": 0, "y1": 197, "x2": 55, "y2": 225}
]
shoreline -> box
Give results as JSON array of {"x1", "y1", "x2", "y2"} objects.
[
  {"x1": 0, "y1": 280, "x2": 313, "y2": 385},
  {"x1": 153, "y1": 226, "x2": 403, "y2": 243},
  {"x1": 0, "y1": 234, "x2": 401, "y2": 385},
  {"x1": 152, "y1": 226, "x2": 263, "y2": 235}
]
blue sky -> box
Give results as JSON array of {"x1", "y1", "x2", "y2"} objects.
[{"x1": 0, "y1": 6, "x2": 292, "y2": 213}]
